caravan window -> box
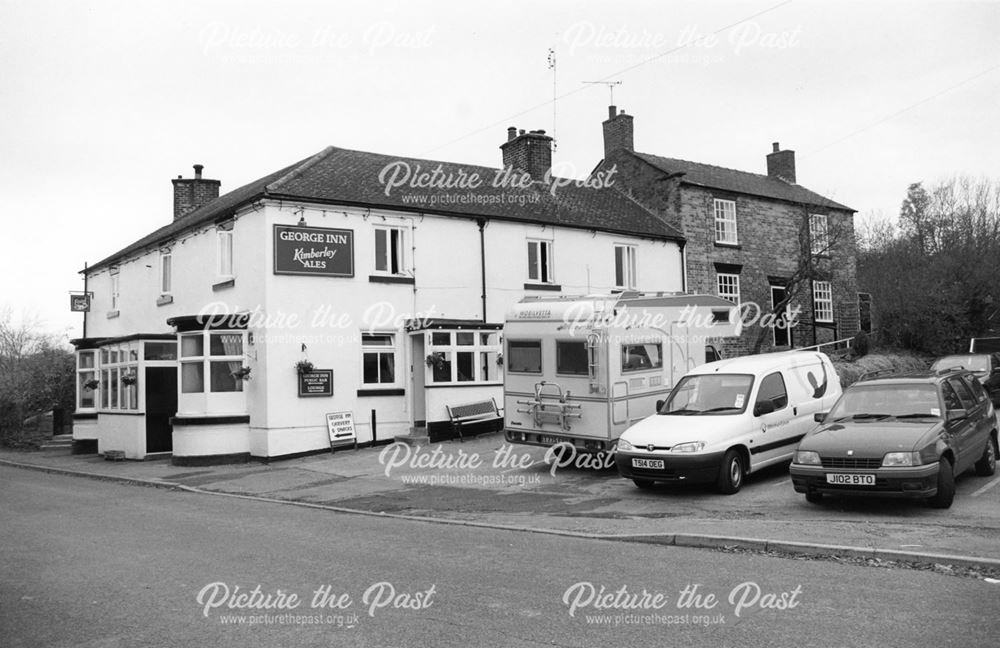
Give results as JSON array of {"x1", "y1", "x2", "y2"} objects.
[
  {"x1": 621, "y1": 343, "x2": 663, "y2": 373},
  {"x1": 556, "y1": 341, "x2": 589, "y2": 376},
  {"x1": 508, "y1": 340, "x2": 542, "y2": 374}
]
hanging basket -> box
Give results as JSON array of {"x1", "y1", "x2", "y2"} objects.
[
  {"x1": 231, "y1": 366, "x2": 252, "y2": 381},
  {"x1": 295, "y1": 360, "x2": 315, "y2": 375}
]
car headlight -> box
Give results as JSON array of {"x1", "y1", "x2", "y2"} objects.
[
  {"x1": 671, "y1": 441, "x2": 706, "y2": 453},
  {"x1": 794, "y1": 451, "x2": 821, "y2": 465},
  {"x1": 617, "y1": 438, "x2": 634, "y2": 452},
  {"x1": 882, "y1": 452, "x2": 921, "y2": 467}
]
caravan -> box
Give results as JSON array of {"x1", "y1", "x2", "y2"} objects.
[{"x1": 502, "y1": 293, "x2": 742, "y2": 452}]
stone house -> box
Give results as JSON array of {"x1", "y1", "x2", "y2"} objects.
[{"x1": 597, "y1": 106, "x2": 859, "y2": 355}]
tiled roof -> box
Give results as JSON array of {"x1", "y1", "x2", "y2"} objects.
[
  {"x1": 87, "y1": 146, "x2": 684, "y2": 272},
  {"x1": 633, "y1": 151, "x2": 854, "y2": 212},
  {"x1": 87, "y1": 156, "x2": 314, "y2": 271}
]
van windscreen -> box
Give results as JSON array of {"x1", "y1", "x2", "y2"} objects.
[{"x1": 660, "y1": 374, "x2": 755, "y2": 415}]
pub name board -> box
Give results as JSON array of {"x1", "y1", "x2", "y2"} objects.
[{"x1": 273, "y1": 224, "x2": 354, "y2": 277}]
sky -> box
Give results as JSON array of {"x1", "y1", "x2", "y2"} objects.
[{"x1": 1, "y1": 0, "x2": 998, "y2": 341}]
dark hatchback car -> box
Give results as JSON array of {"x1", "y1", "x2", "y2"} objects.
[
  {"x1": 929, "y1": 353, "x2": 1000, "y2": 406},
  {"x1": 790, "y1": 369, "x2": 998, "y2": 508}
]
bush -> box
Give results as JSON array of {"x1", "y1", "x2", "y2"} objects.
[
  {"x1": 853, "y1": 331, "x2": 870, "y2": 357},
  {"x1": 833, "y1": 352, "x2": 930, "y2": 389}
]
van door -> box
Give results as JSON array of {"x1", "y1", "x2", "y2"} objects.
[{"x1": 748, "y1": 371, "x2": 798, "y2": 469}]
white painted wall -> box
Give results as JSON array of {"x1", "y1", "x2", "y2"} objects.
[
  {"x1": 173, "y1": 422, "x2": 250, "y2": 459},
  {"x1": 96, "y1": 414, "x2": 145, "y2": 458},
  {"x1": 83, "y1": 196, "x2": 683, "y2": 459}
]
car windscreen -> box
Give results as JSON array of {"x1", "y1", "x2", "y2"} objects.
[
  {"x1": 660, "y1": 373, "x2": 754, "y2": 415},
  {"x1": 827, "y1": 384, "x2": 941, "y2": 421},
  {"x1": 931, "y1": 355, "x2": 988, "y2": 374}
]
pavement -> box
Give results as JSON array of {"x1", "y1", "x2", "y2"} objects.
[{"x1": 3, "y1": 432, "x2": 1000, "y2": 573}]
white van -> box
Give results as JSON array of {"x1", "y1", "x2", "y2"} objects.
[{"x1": 615, "y1": 351, "x2": 842, "y2": 494}]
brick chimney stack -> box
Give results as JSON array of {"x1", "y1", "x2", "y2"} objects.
[
  {"x1": 500, "y1": 128, "x2": 553, "y2": 181},
  {"x1": 602, "y1": 105, "x2": 634, "y2": 157},
  {"x1": 766, "y1": 142, "x2": 796, "y2": 184},
  {"x1": 172, "y1": 164, "x2": 221, "y2": 220}
]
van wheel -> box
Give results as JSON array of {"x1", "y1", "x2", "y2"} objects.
[
  {"x1": 927, "y1": 459, "x2": 955, "y2": 509},
  {"x1": 805, "y1": 491, "x2": 823, "y2": 504},
  {"x1": 975, "y1": 435, "x2": 997, "y2": 476},
  {"x1": 633, "y1": 478, "x2": 655, "y2": 490},
  {"x1": 716, "y1": 450, "x2": 744, "y2": 494}
]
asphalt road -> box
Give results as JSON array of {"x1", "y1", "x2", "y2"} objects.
[{"x1": 2, "y1": 465, "x2": 999, "y2": 648}]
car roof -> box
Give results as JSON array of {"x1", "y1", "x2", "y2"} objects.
[{"x1": 855, "y1": 368, "x2": 975, "y2": 387}]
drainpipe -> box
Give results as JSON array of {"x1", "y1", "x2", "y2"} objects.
[
  {"x1": 478, "y1": 219, "x2": 487, "y2": 322},
  {"x1": 82, "y1": 262, "x2": 89, "y2": 339}
]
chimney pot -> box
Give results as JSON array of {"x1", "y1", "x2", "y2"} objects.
[
  {"x1": 602, "y1": 106, "x2": 634, "y2": 157},
  {"x1": 172, "y1": 164, "x2": 221, "y2": 220},
  {"x1": 518, "y1": 129, "x2": 525, "y2": 136},
  {"x1": 507, "y1": 126, "x2": 517, "y2": 141},
  {"x1": 766, "y1": 144, "x2": 796, "y2": 183},
  {"x1": 500, "y1": 127, "x2": 553, "y2": 181}
]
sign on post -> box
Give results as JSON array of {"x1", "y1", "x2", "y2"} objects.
[
  {"x1": 273, "y1": 224, "x2": 354, "y2": 277},
  {"x1": 70, "y1": 294, "x2": 91, "y2": 312},
  {"x1": 326, "y1": 411, "x2": 357, "y2": 451}
]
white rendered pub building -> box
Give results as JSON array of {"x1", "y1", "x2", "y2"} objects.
[{"x1": 71, "y1": 129, "x2": 688, "y2": 464}]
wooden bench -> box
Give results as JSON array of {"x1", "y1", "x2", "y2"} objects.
[{"x1": 446, "y1": 398, "x2": 502, "y2": 442}]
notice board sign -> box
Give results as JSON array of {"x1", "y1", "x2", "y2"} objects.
[
  {"x1": 273, "y1": 224, "x2": 354, "y2": 277},
  {"x1": 298, "y1": 370, "x2": 333, "y2": 397},
  {"x1": 326, "y1": 411, "x2": 357, "y2": 450}
]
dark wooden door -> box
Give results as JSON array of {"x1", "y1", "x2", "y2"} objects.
[{"x1": 145, "y1": 367, "x2": 177, "y2": 453}]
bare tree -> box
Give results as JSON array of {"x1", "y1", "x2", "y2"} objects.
[
  {"x1": 0, "y1": 308, "x2": 75, "y2": 446},
  {"x1": 746, "y1": 212, "x2": 851, "y2": 355}
]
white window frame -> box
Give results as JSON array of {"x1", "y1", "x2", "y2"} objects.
[
  {"x1": 217, "y1": 226, "x2": 234, "y2": 278},
  {"x1": 178, "y1": 330, "x2": 247, "y2": 416},
  {"x1": 374, "y1": 226, "x2": 407, "y2": 276},
  {"x1": 717, "y1": 272, "x2": 741, "y2": 305},
  {"x1": 527, "y1": 239, "x2": 554, "y2": 284},
  {"x1": 98, "y1": 343, "x2": 139, "y2": 412},
  {"x1": 76, "y1": 350, "x2": 98, "y2": 411},
  {"x1": 813, "y1": 281, "x2": 834, "y2": 323},
  {"x1": 714, "y1": 199, "x2": 738, "y2": 245},
  {"x1": 614, "y1": 244, "x2": 637, "y2": 290},
  {"x1": 426, "y1": 330, "x2": 503, "y2": 385},
  {"x1": 809, "y1": 214, "x2": 830, "y2": 256},
  {"x1": 361, "y1": 332, "x2": 400, "y2": 387},
  {"x1": 110, "y1": 269, "x2": 120, "y2": 311},
  {"x1": 160, "y1": 250, "x2": 172, "y2": 295}
]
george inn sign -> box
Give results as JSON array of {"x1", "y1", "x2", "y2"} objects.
[{"x1": 273, "y1": 224, "x2": 354, "y2": 277}]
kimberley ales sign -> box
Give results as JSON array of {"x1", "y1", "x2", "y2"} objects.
[{"x1": 273, "y1": 225, "x2": 354, "y2": 277}]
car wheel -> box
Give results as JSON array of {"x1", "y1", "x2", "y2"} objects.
[
  {"x1": 805, "y1": 491, "x2": 823, "y2": 505},
  {"x1": 633, "y1": 478, "x2": 655, "y2": 490},
  {"x1": 716, "y1": 449, "x2": 744, "y2": 494},
  {"x1": 927, "y1": 458, "x2": 955, "y2": 509},
  {"x1": 975, "y1": 435, "x2": 998, "y2": 477}
]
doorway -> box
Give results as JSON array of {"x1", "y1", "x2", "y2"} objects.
[
  {"x1": 410, "y1": 333, "x2": 426, "y2": 427},
  {"x1": 145, "y1": 366, "x2": 177, "y2": 453},
  {"x1": 771, "y1": 285, "x2": 793, "y2": 348}
]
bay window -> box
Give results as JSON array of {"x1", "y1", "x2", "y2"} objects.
[{"x1": 427, "y1": 330, "x2": 503, "y2": 384}]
